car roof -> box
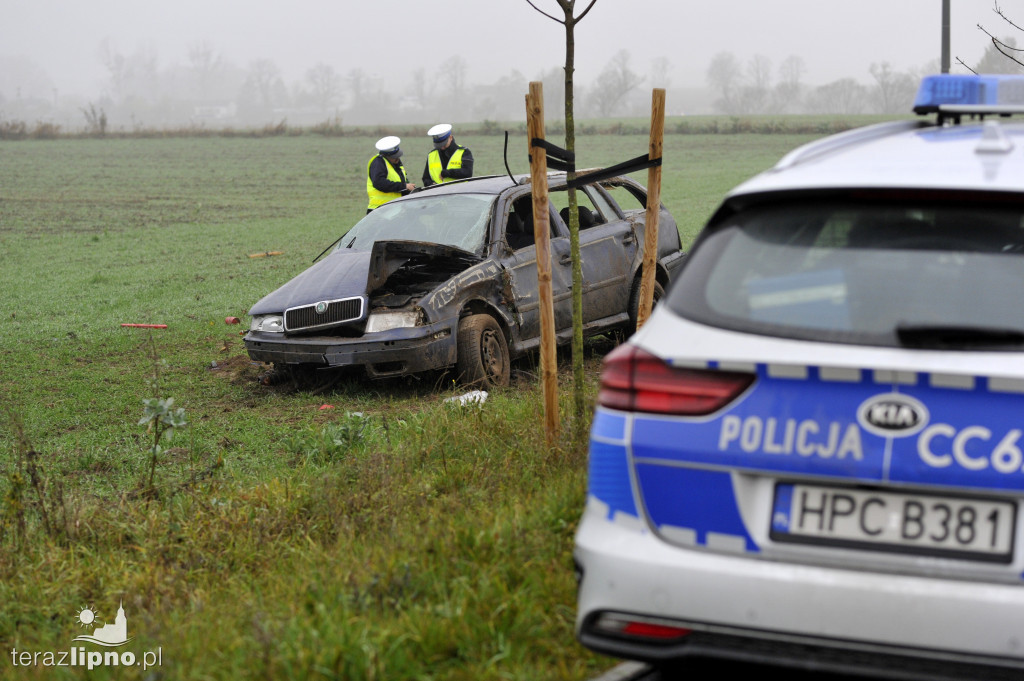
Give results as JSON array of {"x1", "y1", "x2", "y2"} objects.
[
  {"x1": 391, "y1": 170, "x2": 637, "y2": 205},
  {"x1": 407, "y1": 171, "x2": 595, "y2": 193},
  {"x1": 412, "y1": 174, "x2": 521, "y2": 198},
  {"x1": 727, "y1": 117, "x2": 1024, "y2": 203},
  {"x1": 389, "y1": 173, "x2": 554, "y2": 204}
]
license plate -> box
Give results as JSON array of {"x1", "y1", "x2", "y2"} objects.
[{"x1": 770, "y1": 483, "x2": 1017, "y2": 563}]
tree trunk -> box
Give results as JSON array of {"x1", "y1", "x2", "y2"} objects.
[{"x1": 563, "y1": 10, "x2": 587, "y2": 439}]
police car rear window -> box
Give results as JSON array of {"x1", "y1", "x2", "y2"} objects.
[{"x1": 668, "y1": 198, "x2": 1024, "y2": 348}]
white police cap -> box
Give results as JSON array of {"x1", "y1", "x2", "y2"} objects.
[
  {"x1": 428, "y1": 123, "x2": 453, "y2": 147},
  {"x1": 375, "y1": 136, "x2": 403, "y2": 157}
]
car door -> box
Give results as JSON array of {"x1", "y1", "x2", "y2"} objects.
[
  {"x1": 502, "y1": 198, "x2": 574, "y2": 344},
  {"x1": 600, "y1": 179, "x2": 682, "y2": 266},
  {"x1": 550, "y1": 185, "x2": 638, "y2": 325}
]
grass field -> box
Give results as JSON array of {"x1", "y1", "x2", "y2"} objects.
[{"x1": 0, "y1": 129, "x2": 825, "y2": 680}]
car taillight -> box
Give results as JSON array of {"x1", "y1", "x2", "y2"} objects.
[{"x1": 598, "y1": 345, "x2": 754, "y2": 415}]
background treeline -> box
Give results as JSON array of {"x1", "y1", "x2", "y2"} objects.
[
  {"x1": 0, "y1": 113, "x2": 903, "y2": 142},
  {"x1": 7, "y1": 34, "x2": 1017, "y2": 138}
]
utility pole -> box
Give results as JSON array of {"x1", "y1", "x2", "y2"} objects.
[{"x1": 942, "y1": 0, "x2": 951, "y2": 73}]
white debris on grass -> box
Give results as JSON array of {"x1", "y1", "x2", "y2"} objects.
[{"x1": 444, "y1": 390, "x2": 488, "y2": 406}]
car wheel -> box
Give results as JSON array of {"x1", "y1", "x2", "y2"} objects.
[
  {"x1": 628, "y1": 276, "x2": 665, "y2": 334},
  {"x1": 456, "y1": 314, "x2": 510, "y2": 388}
]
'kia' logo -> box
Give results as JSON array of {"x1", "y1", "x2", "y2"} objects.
[{"x1": 857, "y1": 393, "x2": 929, "y2": 438}]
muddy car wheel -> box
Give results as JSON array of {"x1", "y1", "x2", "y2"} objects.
[
  {"x1": 456, "y1": 314, "x2": 510, "y2": 388},
  {"x1": 627, "y1": 277, "x2": 665, "y2": 334}
]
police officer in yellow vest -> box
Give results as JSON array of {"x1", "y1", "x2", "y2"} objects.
[
  {"x1": 367, "y1": 136, "x2": 415, "y2": 212},
  {"x1": 422, "y1": 124, "x2": 474, "y2": 187}
]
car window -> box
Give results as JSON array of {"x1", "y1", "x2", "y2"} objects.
[
  {"x1": 601, "y1": 183, "x2": 646, "y2": 215},
  {"x1": 668, "y1": 198, "x2": 1024, "y2": 348},
  {"x1": 338, "y1": 194, "x2": 495, "y2": 255},
  {"x1": 504, "y1": 195, "x2": 561, "y2": 251},
  {"x1": 549, "y1": 187, "x2": 605, "y2": 230}
]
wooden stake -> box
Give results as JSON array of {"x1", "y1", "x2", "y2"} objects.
[
  {"x1": 636, "y1": 88, "x2": 666, "y2": 330},
  {"x1": 526, "y1": 82, "x2": 559, "y2": 448}
]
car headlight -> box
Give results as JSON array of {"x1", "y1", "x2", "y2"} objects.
[
  {"x1": 365, "y1": 310, "x2": 422, "y2": 333},
  {"x1": 250, "y1": 315, "x2": 285, "y2": 333}
]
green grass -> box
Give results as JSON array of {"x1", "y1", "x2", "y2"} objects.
[{"x1": 0, "y1": 130, "x2": 827, "y2": 679}]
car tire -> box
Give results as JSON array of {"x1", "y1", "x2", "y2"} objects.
[
  {"x1": 456, "y1": 314, "x2": 510, "y2": 388},
  {"x1": 628, "y1": 276, "x2": 665, "y2": 334}
]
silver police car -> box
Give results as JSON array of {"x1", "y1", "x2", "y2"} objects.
[{"x1": 575, "y1": 74, "x2": 1024, "y2": 679}]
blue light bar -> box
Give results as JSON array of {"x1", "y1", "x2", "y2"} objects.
[{"x1": 914, "y1": 74, "x2": 1024, "y2": 114}]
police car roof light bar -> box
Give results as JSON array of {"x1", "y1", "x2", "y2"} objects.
[{"x1": 914, "y1": 74, "x2": 1024, "y2": 122}]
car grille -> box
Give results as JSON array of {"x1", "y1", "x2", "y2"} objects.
[{"x1": 284, "y1": 297, "x2": 365, "y2": 332}]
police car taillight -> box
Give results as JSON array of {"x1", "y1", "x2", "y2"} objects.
[{"x1": 598, "y1": 345, "x2": 754, "y2": 416}]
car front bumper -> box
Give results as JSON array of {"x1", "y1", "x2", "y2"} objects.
[
  {"x1": 574, "y1": 497, "x2": 1024, "y2": 679},
  {"x1": 244, "y1": 316, "x2": 458, "y2": 379}
]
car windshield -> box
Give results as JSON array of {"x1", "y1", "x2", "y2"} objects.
[
  {"x1": 668, "y1": 197, "x2": 1024, "y2": 348},
  {"x1": 337, "y1": 193, "x2": 495, "y2": 255}
]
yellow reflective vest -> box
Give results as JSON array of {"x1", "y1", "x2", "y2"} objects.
[
  {"x1": 427, "y1": 147, "x2": 466, "y2": 185},
  {"x1": 366, "y1": 155, "x2": 408, "y2": 210}
]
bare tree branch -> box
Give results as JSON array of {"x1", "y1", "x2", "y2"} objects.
[
  {"x1": 956, "y1": 57, "x2": 979, "y2": 74},
  {"x1": 994, "y1": 2, "x2": 1024, "y2": 34},
  {"x1": 978, "y1": 23, "x2": 1024, "y2": 53},
  {"x1": 527, "y1": 0, "x2": 597, "y2": 25},
  {"x1": 524, "y1": 0, "x2": 564, "y2": 24},
  {"x1": 573, "y1": 0, "x2": 599, "y2": 22},
  {"x1": 993, "y1": 39, "x2": 1024, "y2": 68}
]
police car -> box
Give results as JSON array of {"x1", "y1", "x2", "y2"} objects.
[{"x1": 575, "y1": 74, "x2": 1024, "y2": 679}]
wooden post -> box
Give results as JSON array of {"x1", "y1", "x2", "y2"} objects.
[
  {"x1": 636, "y1": 88, "x2": 666, "y2": 330},
  {"x1": 526, "y1": 82, "x2": 559, "y2": 448}
]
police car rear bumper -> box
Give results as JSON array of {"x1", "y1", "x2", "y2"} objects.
[
  {"x1": 574, "y1": 500, "x2": 1024, "y2": 677},
  {"x1": 244, "y1": 317, "x2": 458, "y2": 378}
]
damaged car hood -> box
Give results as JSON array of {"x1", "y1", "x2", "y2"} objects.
[{"x1": 248, "y1": 240, "x2": 481, "y2": 315}]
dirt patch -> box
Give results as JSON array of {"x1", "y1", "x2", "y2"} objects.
[{"x1": 207, "y1": 354, "x2": 267, "y2": 385}]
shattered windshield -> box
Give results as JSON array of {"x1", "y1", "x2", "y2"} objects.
[{"x1": 338, "y1": 194, "x2": 495, "y2": 255}]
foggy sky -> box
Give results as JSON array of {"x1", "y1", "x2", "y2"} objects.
[{"x1": 0, "y1": 0, "x2": 1009, "y2": 101}]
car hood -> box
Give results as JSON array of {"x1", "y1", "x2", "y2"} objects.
[{"x1": 247, "y1": 240, "x2": 480, "y2": 315}]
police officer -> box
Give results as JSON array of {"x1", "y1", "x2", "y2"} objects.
[
  {"x1": 422, "y1": 124, "x2": 474, "y2": 187},
  {"x1": 366, "y1": 136, "x2": 415, "y2": 212}
]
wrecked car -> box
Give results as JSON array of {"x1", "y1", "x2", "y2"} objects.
[{"x1": 244, "y1": 172, "x2": 685, "y2": 387}]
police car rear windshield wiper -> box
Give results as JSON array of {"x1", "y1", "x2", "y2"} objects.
[{"x1": 896, "y1": 323, "x2": 1024, "y2": 349}]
